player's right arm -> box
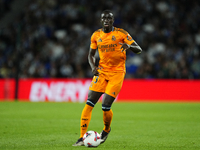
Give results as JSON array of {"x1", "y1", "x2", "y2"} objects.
[
  {"x1": 88, "y1": 48, "x2": 99, "y2": 76},
  {"x1": 89, "y1": 31, "x2": 100, "y2": 76}
]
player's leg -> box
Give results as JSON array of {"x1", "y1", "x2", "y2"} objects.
[
  {"x1": 73, "y1": 73, "x2": 108, "y2": 146},
  {"x1": 80, "y1": 90, "x2": 103, "y2": 138},
  {"x1": 73, "y1": 90, "x2": 103, "y2": 146},
  {"x1": 100, "y1": 93, "x2": 115, "y2": 144},
  {"x1": 102, "y1": 93, "x2": 115, "y2": 132},
  {"x1": 100, "y1": 72, "x2": 125, "y2": 144},
  {"x1": 80, "y1": 73, "x2": 107, "y2": 138}
]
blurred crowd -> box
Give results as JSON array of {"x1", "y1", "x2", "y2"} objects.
[
  {"x1": 0, "y1": 0, "x2": 200, "y2": 79},
  {"x1": 0, "y1": 0, "x2": 13, "y2": 19}
]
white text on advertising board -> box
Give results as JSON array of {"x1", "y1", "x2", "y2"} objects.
[{"x1": 29, "y1": 81, "x2": 91, "y2": 102}]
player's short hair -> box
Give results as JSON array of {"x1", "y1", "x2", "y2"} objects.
[
  {"x1": 102, "y1": 10, "x2": 112, "y2": 14},
  {"x1": 101, "y1": 10, "x2": 114, "y2": 18}
]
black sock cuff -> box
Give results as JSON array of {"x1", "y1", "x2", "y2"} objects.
[
  {"x1": 102, "y1": 104, "x2": 111, "y2": 111},
  {"x1": 86, "y1": 99, "x2": 96, "y2": 107}
]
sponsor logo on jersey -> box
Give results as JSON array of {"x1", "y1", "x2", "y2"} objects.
[
  {"x1": 98, "y1": 44, "x2": 117, "y2": 53},
  {"x1": 99, "y1": 44, "x2": 117, "y2": 48}
]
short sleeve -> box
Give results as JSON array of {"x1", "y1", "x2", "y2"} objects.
[
  {"x1": 90, "y1": 33, "x2": 97, "y2": 49},
  {"x1": 118, "y1": 28, "x2": 135, "y2": 45}
]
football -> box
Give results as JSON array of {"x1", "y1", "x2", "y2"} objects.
[{"x1": 83, "y1": 131, "x2": 101, "y2": 147}]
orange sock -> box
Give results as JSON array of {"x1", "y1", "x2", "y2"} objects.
[
  {"x1": 80, "y1": 104, "x2": 93, "y2": 138},
  {"x1": 103, "y1": 109, "x2": 113, "y2": 133}
]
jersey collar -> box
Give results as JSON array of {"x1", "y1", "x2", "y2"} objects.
[{"x1": 112, "y1": 26, "x2": 114, "y2": 31}]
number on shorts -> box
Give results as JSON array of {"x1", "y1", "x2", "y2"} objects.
[{"x1": 94, "y1": 76, "x2": 99, "y2": 83}]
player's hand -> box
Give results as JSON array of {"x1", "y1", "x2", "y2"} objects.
[
  {"x1": 119, "y1": 42, "x2": 130, "y2": 52},
  {"x1": 92, "y1": 66, "x2": 100, "y2": 76}
]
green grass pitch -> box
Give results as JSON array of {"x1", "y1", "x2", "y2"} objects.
[{"x1": 0, "y1": 101, "x2": 200, "y2": 150}]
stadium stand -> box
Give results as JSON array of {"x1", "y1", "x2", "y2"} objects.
[{"x1": 0, "y1": 0, "x2": 200, "y2": 79}]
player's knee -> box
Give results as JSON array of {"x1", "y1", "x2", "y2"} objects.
[
  {"x1": 102, "y1": 104, "x2": 111, "y2": 111},
  {"x1": 86, "y1": 99, "x2": 97, "y2": 107}
]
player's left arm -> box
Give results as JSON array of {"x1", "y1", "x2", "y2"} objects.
[{"x1": 119, "y1": 41, "x2": 142, "y2": 54}]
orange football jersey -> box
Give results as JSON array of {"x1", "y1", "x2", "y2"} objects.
[{"x1": 90, "y1": 27, "x2": 135, "y2": 72}]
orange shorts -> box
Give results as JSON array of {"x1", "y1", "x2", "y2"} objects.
[{"x1": 89, "y1": 71, "x2": 125, "y2": 98}]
